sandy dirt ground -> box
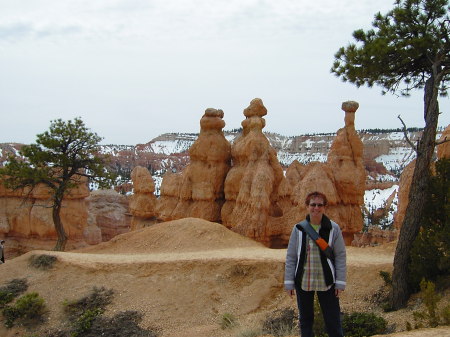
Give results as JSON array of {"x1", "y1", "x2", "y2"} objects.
[{"x1": 0, "y1": 218, "x2": 448, "y2": 337}]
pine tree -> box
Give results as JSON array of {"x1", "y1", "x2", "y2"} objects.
[
  {"x1": 331, "y1": 0, "x2": 450, "y2": 309},
  {"x1": 0, "y1": 118, "x2": 116, "y2": 251}
]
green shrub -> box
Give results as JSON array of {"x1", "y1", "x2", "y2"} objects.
[
  {"x1": 3, "y1": 292, "x2": 46, "y2": 328},
  {"x1": 71, "y1": 308, "x2": 103, "y2": 337},
  {"x1": 441, "y1": 304, "x2": 450, "y2": 325},
  {"x1": 220, "y1": 312, "x2": 237, "y2": 330},
  {"x1": 372, "y1": 270, "x2": 394, "y2": 311},
  {"x1": 0, "y1": 278, "x2": 28, "y2": 307},
  {"x1": 83, "y1": 310, "x2": 158, "y2": 337},
  {"x1": 342, "y1": 312, "x2": 387, "y2": 337},
  {"x1": 57, "y1": 288, "x2": 158, "y2": 337},
  {"x1": 0, "y1": 292, "x2": 15, "y2": 309},
  {"x1": 410, "y1": 279, "x2": 446, "y2": 329},
  {"x1": 64, "y1": 286, "x2": 114, "y2": 318},
  {"x1": 29, "y1": 254, "x2": 58, "y2": 270},
  {"x1": 262, "y1": 307, "x2": 297, "y2": 337},
  {"x1": 406, "y1": 321, "x2": 413, "y2": 331},
  {"x1": 379, "y1": 271, "x2": 392, "y2": 286}
]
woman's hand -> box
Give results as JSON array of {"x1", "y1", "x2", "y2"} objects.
[
  {"x1": 286, "y1": 289, "x2": 295, "y2": 297},
  {"x1": 335, "y1": 289, "x2": 344, "y2": 297}
]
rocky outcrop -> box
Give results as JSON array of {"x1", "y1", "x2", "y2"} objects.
[
  {"x1": 0, "y1": 176, "x2": 90, "y2": 256},
  {"x1": 86, "y1": 189, "x2": 131, "y2": 243},
  {"x1": 129, "y1": 166, "x2": 158, "y2": 229},
  {"x1": 352, "y1": 227, "x2": 397, "y2": 247},
  {"x1": 221, "y1": 98, "x2": 284, "y2": 245},
  {"x1": 157, "y1": 108, "x2": 231, "y2": 222}
]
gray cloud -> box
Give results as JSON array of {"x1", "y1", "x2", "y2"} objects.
[
  {"x1": 0, "y1": 22, "x2": 84, "y2": 41},
  {"x1": 0, "y1": 23, "x2": 33, "y2": 40}
]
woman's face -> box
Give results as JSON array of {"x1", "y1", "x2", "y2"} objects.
[{"x1": 308, "y1": 196, "x2": 325, "y2": 219}]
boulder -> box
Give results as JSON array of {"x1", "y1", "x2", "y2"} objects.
[{"x1": 87, "y1": 189, "x2": 131, "y2": 242}]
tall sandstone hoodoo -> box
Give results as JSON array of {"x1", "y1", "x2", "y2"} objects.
[
  {"x1": 221, "y1": 98, "x2": 285, "y2": 245},
  {"x1": 129, "y1": 166, "x2": 158, "y2": 229},
  {"x1": 267, "y1": 101, "x2": 365, "y2": 245},
  {"x1": 326, "y1": 101, "x2": 366, "y2": 243},
  {"x1": 152, "y1": 98, "x2": 366, "y2": 247},
  {"x1": 157, "y1": 108, "x2": 231, "y2": 222}
]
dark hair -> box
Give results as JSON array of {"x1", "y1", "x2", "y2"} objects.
[{"x1": 305, "y1": 191, "x2": 328, "y2": 206}]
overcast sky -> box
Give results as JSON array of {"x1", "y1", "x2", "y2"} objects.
[{"x1": 1, "y1": 0, "x2": 449, "y2": 145}]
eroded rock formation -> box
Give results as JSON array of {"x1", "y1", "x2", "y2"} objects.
[
  {"x1": 326, "y1": 101, "x2": 366, "y2": 243},
  {"x1": 86, "y1": 189, "x2": 131, "y2": 244},
  {"x1": 129, "y1": 166, "x2": 158, "y2": 229},
  {"x1": 267, "y1": 101, "x2": 366, "y2": 245},
  {"x1": 221, "y1": 98, "x2": 284, "y2": 245},
  {"x1": 351, "y1": 226, "x2": 397, "y2": 247},
  {"x1": 0, "y1": 177, "x2": 90, "y2": 255},
  {"x1": 157, "y1": 108, "x2": 231, "y2": 222},
  {"x1": 147, "y1": 99, "x2": 367, "y2": 247},
  {"x1": 2, "y1": 98, "x2": 373, "y2": 252}
]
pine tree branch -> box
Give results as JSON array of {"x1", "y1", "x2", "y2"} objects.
[
  {"x1": 397, "y1": 115, "x2": 418, "y2": 152},
  {"x1": 435, "y1": 136, "x2": 449, "y2": 146}
]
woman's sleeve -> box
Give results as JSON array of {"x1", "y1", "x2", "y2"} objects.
[
  {"x1": 332, "y1": 224, "x2": 347, "y2": 290},
  {"x1": 284, "y1": 227, "x2": 298, "y2": 290}
]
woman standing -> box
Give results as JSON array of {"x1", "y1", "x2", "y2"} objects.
[{"x1": 284, "y1": 191, "x2": 346, "y2": 337}]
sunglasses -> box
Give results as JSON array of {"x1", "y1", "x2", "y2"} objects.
[{"x1": 309, "y1": 203, "x2": 324, "y2": 208}]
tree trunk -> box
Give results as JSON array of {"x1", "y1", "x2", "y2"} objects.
[
  {"x1": 52, "y1": 197, "x2": 67, "y2": 251},
  {"x1": 390, "y1": 76, "x2": 440, "y2": 309}
]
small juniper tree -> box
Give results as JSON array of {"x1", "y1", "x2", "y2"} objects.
[{"x1": 0, "y1": 118, "x2": 115, "y2": 251}]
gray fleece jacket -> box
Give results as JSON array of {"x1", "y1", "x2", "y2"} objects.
[{"x1": 284, "y1": 216, "x2": 347, "y2": 291}]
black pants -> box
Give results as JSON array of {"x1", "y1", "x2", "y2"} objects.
[{"x1": 295, "y1": 285, "x2": 343, "y2": 337}]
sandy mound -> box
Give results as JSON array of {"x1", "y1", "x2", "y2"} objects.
[{"x1": 76, "y1": 217, "x2": 265, "y2": 254}]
